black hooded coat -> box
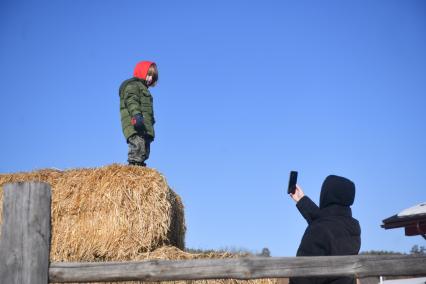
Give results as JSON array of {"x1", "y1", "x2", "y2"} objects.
[{"x1": 289, "y1": 175, "x2": 361, "y2": 284}]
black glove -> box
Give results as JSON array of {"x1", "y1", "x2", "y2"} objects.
[{"x1": 131, "y1": 113, "x2": 145, "y2": 132}]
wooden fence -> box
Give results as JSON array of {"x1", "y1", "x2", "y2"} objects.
[{"x1": 1, "y1": 182, "x2": 426, "y2": 284}]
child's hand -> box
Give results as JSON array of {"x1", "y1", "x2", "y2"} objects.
[
  {"x1": 289, "y1": 184, "x2": 305, "y2": 203},
  {"x1": 131, "y1": 114, "x2": 145, "y2": 132}
]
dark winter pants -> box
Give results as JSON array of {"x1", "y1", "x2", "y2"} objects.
[{"x1": 127, "y1": 134, "x2": 152, "y2": 165}]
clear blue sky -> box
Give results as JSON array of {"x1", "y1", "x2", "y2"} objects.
[{"x1": 1, "y1": 0, "x2": 425, "y2": 256}]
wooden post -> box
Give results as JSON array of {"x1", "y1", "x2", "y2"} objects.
[{"x1": 0, "y1": 182, "x2": 51, "y2": 284}]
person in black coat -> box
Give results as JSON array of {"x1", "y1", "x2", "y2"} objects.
[{"x1": 289, "y1": 175, "x2": 361, "y2": 284}]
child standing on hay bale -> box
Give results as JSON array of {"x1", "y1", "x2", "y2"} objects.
[{"x1": 119, "y1": 61, "x2": 159, "y2": 166}]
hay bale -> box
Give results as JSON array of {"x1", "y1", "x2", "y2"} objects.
[
  {"x1": 0, "y1": 164, "x2": 186, "y2": 262},
  {"x1": 49, "y1": 246, "x2": 280, "y2": 284},
  {"x1": 0, "y1": 165, "x2": 280, "y2": 284},
  {"x1": 85, "y1": 246, "x2": 282, "y2": 284}
]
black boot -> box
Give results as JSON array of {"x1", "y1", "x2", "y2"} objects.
[{"x1": 129, "y1": 161, "x2": 146, "y2": 167}]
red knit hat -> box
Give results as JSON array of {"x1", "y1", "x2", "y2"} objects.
[{"x1": 133, "y1": 61, "x2": 154, "y2": 79}]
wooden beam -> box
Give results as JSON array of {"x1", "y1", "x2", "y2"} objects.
[
  {"x1": 0, "y1": 182, "x2": 51, "y2": 284},
  {"x1": 49, "y1": 255, "x2": 426, "y2": 283},
  {"x1": 405, "y1": 222, "x2": 426, "y2": 236}
]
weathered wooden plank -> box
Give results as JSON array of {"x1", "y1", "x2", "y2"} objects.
[
  {"x1": 0, "y1": 182, "x2": 51, "y2": 284},
  {"x1": 49, "y1": 254, "x2": 426, "y2": 283}
]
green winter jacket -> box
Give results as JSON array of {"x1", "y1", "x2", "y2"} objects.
[{"x1": 119, "y1": 78, "x2": 155, "y2": 140}]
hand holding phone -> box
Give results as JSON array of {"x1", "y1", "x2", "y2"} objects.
[
  {"x1": 290, "y1": 185, "x2": 305, "y2": 203},
  {"x1": 287, "y1": 171, "x2": 298, "y2": 194}
]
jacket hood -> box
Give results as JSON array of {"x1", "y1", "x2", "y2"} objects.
[
  {"x1": 319, "y1": 175, "x2": 355, "y2": 209},
  {"x1": 133, "y1": 61, "x2": 154, "y2": 80}
]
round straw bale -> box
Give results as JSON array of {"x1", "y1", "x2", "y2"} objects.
[
  {"x1": 0, "y1": 164, "x2": 186, "y2": 262},
  {"x1": 76, "y1": 246, "x2": 281, "y2": 284},
  {"x1": 134, "y1": 246, "x2": 281, "y2": 284}
]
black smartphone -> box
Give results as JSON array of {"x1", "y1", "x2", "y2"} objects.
[{"x1": 287, "y1": 171, "x2": 298, "y2": 194}]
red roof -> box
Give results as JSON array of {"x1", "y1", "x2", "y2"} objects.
[{"x1": 381, "y1": 203, "x2": 426, "y2": 238}]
